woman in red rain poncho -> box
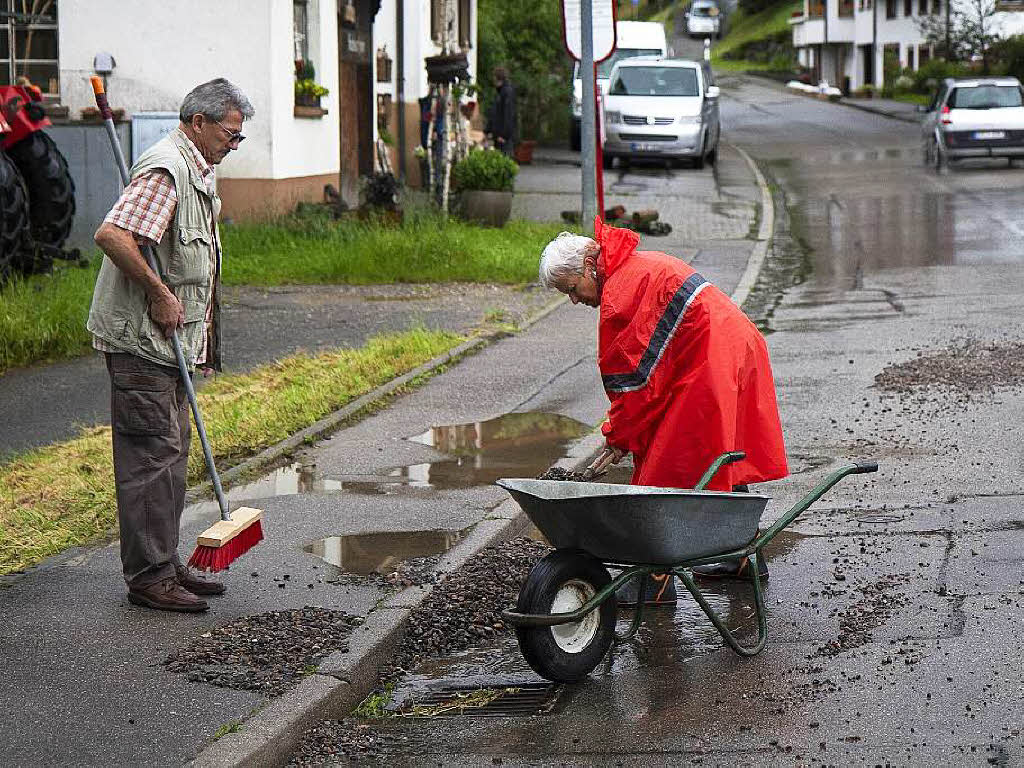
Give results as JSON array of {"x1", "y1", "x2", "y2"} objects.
[{"x1": 539, "y1": 218, "x2": 788, "y2": 584}]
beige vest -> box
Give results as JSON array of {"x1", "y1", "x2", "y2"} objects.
[{"x1": 87, "y1": 129, "x2": 222, "y2": 370}]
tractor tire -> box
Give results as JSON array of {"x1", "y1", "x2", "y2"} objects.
[
  {"x1": 0, "y1": 150, "x2": 30, "y2": 280},
  {"x1": 7, "y1": 131, "x2": 76, "y2": 250}
]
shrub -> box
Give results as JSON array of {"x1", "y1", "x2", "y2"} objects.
[
  {"x1": 991, "y1": 35, "x2": 1024, "y2": 82},
  {"x1": 451, "y1": 149, "x2": 518, "y2": 192},
  {"x1": 912, "y1": 59, "x2": 970, "y2": 95}
]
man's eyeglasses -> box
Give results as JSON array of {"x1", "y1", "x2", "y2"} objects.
[{"x1": 212, "y1": 118, "x2": 246, "y2": 144}]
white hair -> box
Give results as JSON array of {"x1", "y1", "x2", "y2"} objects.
[{"x1": 538, "y1": 232, "x2": 600, "y2": 288}]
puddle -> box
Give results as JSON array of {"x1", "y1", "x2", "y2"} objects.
[
  {"x1": 401, "y1": 412, "x2": 591, "y2": 490},
  {"x1": 304, "y1": 529, "x2": 464, "y2": 574}
]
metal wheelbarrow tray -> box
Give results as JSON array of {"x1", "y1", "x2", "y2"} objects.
[{"x1": 496, "y1": 451, "x2": 878, "y2": 683}]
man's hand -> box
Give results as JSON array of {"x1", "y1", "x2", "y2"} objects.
[
  {"x1": 583, "y1": 443, "x2": 628, "y2": 480},
  {"x1": 148, "y1": 284, "x2": 184, "y2": 339}
]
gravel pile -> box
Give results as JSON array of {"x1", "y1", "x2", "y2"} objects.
[
  {"x1": 385, "y1": 536, "x2": 550, "y2": 677},
  {"x1": 326, "y1": 554, "x2": 442, "y2": 590},
  {"x1": 165, "y1": 607, "x2": 362, "y2": 696},
  {"x1": 537, "y1": 466, "x2": 590, "y2": 481},
  {"x1": 289, "y1": 719, "x2": 404, "y2": 766},
  {"x1": 875, "y1": 338, "x2": 1024, "y2": 394}
]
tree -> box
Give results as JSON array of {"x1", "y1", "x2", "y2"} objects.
[
  {"x1": 478, "y1": 0, "x2": 572, "y2": 143},
  {"x1": 918, "y1": 0, "x2": 1000, "y2": 69}
]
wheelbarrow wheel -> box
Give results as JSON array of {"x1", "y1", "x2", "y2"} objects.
[{"x1": 515, "y1": 549, "x2": 617, "y2": 683}]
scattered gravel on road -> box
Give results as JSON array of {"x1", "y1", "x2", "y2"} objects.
[
  {"x1": 813, "y1": 572, "x2": 910, "y2": 658},
  {"x1": 875, "y1": 338, "x2": 1024, "y2": 395},
  {"x1": 165, "y1": 606, "x2": 362, "y2": 696},
  {"x1": 326, "y1": 554, "x2": 443, "y2": 590},
  {"x1": 288, "y1": 537, "x2": 550, "y2": 765},
  {"x1": 386, "y1": 536, "x2": 550, "y2": 677}
]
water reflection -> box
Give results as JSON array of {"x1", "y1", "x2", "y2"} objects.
[{"x1": 304, "y1": 529, "x2": 465, "y2": 574}]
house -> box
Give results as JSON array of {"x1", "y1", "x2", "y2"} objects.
[
  {"x1": 0, "y1": 0, "x2": 476, "y2": 244},
  {"x1": 788, "y1": 0, "x2": 1024, "y2": 92}
]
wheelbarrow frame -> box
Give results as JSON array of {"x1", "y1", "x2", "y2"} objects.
[{"x1": 502, "y1": 451, "x2": 879, "y2": 659}]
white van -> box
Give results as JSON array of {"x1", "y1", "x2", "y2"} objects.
[{"x1": 570, "y1": 20, "x2": 670, "y2": 151}]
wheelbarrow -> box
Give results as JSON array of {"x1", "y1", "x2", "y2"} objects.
[{"x1": 496, "y1": 451, "x2": 878, "y2": 683}]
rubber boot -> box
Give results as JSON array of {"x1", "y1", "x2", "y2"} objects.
[{"x1": 616, "y1": 573, "x2": 677, "y2": 607}]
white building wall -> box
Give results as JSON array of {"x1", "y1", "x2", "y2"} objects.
[{"x1": 57, "y1": 0, "x2": 339, "y2": 182}]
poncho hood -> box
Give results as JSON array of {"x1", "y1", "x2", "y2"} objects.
[{"x1": 595, "y1": 217, "x2": 640, "y2": 278}]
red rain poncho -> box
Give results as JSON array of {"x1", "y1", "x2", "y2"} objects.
[{"x1": 595, "y1": 218, "x2": 788, "y2": 491}]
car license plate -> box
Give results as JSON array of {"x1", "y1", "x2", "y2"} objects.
[
  {"x1": 974, "y1": 131, "x2": 1005, "y2": 140},
  {"x1": 630, "y1": 143, "x2": 661, "y2": 152}
]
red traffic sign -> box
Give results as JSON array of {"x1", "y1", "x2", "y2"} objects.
[{"x1": 561, "y1": 0, "x2": 617, "y2": 63}]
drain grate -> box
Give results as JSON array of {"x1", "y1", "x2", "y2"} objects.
[{"x1": 396, "y1": 682, "x2": 560, "y2": 718}]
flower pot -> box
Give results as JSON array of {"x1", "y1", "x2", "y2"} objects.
[
  {"x1": 514, "y1": 140, "x2": 536, "y2": 165},
  {"x1": 425, "y1": 53, "x2": 470, "y2": 85},
  {"x1": 296, "y1": 93, "x2": 321, "y2": 108},
  {"x1": 458, "y1": 190, "x2": 513, "y2": 228}
]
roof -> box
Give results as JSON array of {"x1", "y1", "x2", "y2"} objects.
[{"x1": 612, "y1": 57, "x2": 701, "y2": 69}]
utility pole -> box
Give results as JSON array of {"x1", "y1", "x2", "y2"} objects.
[
  {"x1": 581, "y1": 0, "x2": 596, "y2": 231},
  {"x1": 945, "y1": 0, "x2": 951, "y2": 59}
]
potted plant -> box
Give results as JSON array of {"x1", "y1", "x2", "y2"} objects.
[
  {"x1": 294, "y1": 60, "x2": 330, "y2": 108},
  {"x1": 451, "y1": 148, "x2": 518, "y2": 227}
]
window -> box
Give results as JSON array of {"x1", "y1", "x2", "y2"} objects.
[
  {"x1": 293, "y1": 0, "x2": 309, "y2": 62},
  {"x1": 918, "y1": 0, "x2": 928, "y2": 13},
  {"x1": 948, "y1": 85, "x2": 1023, "y2": 109},
  {"x1": 1, "y1": 0, "x2": 59, "y2": 97},
  {"x1": 907, "y1": 46, "x2": 915, "y2": 69},
  {"x1": 886, "y1": 0, "x2": 898, "y2": 17},
  {"x1": 903, "y1": 0, "x2": 912, "y2": 15},
  {"x1": 609, "y1": 66, "x2": 699, "y2": 97},
  {"x1": 839, "y1": 0, "x2": 854, "y2": 17},
  {"x1": 931, "y1": 0, "x2": 942, "y2": 13}
]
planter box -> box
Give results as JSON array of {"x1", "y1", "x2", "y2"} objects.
[
  {"x1": 514, "y1": 140, "x2": 536, "y2": 164},
  {"x1": 457, "y1": 190, "x2": 513, "y2": 228}
]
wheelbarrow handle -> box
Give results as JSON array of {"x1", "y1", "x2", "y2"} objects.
[
  {"x1": 753, "y1": 459, "x2": 880, "y2": 550},
  {"x1": 693, "y1": 451, "x2": 746, "y2": 491}
]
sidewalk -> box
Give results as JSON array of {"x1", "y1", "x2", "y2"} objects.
[
  {"x1": 0, "y1": 144, "x2": 772, "y2": 767},
  {"x1": 839, "y1": 95, "x2": 922, "y2": 124}
]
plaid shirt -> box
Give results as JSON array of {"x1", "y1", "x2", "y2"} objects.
[{"x1": 93, "y1": 132, "x2": 218, "y2": 364}]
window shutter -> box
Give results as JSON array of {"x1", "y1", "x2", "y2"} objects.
[{"x1": 459, "y1": 0, "x2": 471, "y2": 49}]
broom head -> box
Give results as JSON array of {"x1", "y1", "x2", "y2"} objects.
[{"x1": 187, "y1": 506, "x2": 263, "y2": 573}]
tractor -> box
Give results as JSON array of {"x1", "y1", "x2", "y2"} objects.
[{"x1": 0, "y1": 82, "x2": 78, "y2": 280}]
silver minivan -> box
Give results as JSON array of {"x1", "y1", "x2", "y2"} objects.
[
  {"x1": 602, "y1": 58, "x2": 721, "y2": 169},
  {"x1": 921, "y1": 77, "x2": 1024, "y2": 168}
]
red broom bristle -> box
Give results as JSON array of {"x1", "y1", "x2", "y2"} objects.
[{"x1": 187, "y1": 520, "x2": 264, "y2": 573}]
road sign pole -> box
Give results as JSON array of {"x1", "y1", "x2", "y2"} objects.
[
  {"x1": 594, "y1": 62, "x2": 605, "y2": 221},
  {"x1": 580, "y1": 0, "x2": 596, "y2": 231}
]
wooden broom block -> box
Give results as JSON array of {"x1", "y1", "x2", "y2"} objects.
[{"x1": 197, "y1": 506, "x2": 263, "y2": 547}]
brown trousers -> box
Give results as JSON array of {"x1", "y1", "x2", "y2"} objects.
[{"x1": 106, "y1": 352, "x2": 191, "y2": 588}]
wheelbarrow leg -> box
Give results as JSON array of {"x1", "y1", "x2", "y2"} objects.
[
  {"x1": 614, "y1": 575, "x2": 647, "y2": 643},
  {"x1": 675, "y1": 553, "x2": 769, "y2": 657}
]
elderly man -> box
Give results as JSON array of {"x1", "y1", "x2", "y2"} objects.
[
  {"x1": 87, "y1": 78, "x2": 253, "y2": 613},
  {"x1": 539, "y1": 218, "x2": 788, "y2": 598}
]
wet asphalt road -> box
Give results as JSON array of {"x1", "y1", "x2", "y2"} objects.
[{"x1": 308, "y1": 78, "x2": 1024, "y2": 765}]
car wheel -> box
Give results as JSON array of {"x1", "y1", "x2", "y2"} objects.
[
  {"x1": 707, "y1": 140, "x2": 718, "y2": 166},
  {"x1": 931, "y1": 137, "x2": 944, "y2": 172}
]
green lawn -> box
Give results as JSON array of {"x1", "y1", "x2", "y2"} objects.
[{"x1": 0, "y1": 211, "x2": 564, "y2": 373}]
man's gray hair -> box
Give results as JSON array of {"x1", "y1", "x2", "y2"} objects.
[
  {"x1": 538, "y1": 232, "x2": 601, "y2": 288},
  {"x1": 179, "y1": 78, "x2": 255, "y2": 123}
]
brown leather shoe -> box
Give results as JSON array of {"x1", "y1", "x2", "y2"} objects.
[
  {"x1": 128, "y1": 577, "x2": 209, "y2": 613},
  {"x1": 175, "y1": 565, "x2": 226, "y2": 596}
]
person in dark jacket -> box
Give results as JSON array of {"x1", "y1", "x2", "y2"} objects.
[{"x1": 485, "y1": 66, "x2": 517, "y2": 156}]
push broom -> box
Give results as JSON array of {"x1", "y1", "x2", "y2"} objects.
[{"x1": 91, "y1": 76, "x2": 262, "y2": 572}]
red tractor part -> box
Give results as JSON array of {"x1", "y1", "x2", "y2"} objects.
[
  {"x1": 0, "y1": 108, "x2": 31, "y2": 280},
  {"x1": 0, "y1": 84, "x2": 76, "y2": 270}
]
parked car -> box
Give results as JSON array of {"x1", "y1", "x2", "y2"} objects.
[
  {"x1": 920, "y1": 77, "x2": 1024, "y2": 169},
  {"x1": 571, "y1": 20, "x2": 670, "y2": 151},
  {"x1": 685, "y1": 0, "x2": 725, "y2": 39},
  {"x1": 602, "y1": 58, "x2": 721, "y2": 169}
]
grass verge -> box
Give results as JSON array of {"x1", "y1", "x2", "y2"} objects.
[
  {"x1": 220, "y1": 210, "x2": 565, "y2": 286},
  {"x1": 711, "y1": 0, "x2": 799, "y2": 68},
  {"x1": 0, "y1": 327, "x2": 463, "y2": 576},
  {"x1": 0, "y1": 211, "x2": 562, "y2": 373}
]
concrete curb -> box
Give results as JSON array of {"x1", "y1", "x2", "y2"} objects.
[
  {"x1": 186, "y1": 293, "x2": 569, "y2": 503},
  {"x1": 728, "y1": 142, "x2": 775, "y2": 309},
  {"x1": 837, "y1": 99, "x2": 919, "y2": 124}
]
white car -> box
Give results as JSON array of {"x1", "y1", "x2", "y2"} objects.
[
  {"x1": 571, "y1": 20, "x2": 670, "y2": 151},
  {"x1": 685, "y1": 0, "x2": 724, "y2": 39},
  {"x1": 602, "y1": 58, "x2": 721, "y2": 169},
  {"x1": 920, "y1": 77, "x2": 1024, "y2": 168}
]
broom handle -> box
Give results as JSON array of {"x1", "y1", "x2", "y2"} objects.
[{"x1": 91, "y1": 77, "x2": 230, "y2": 522}]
